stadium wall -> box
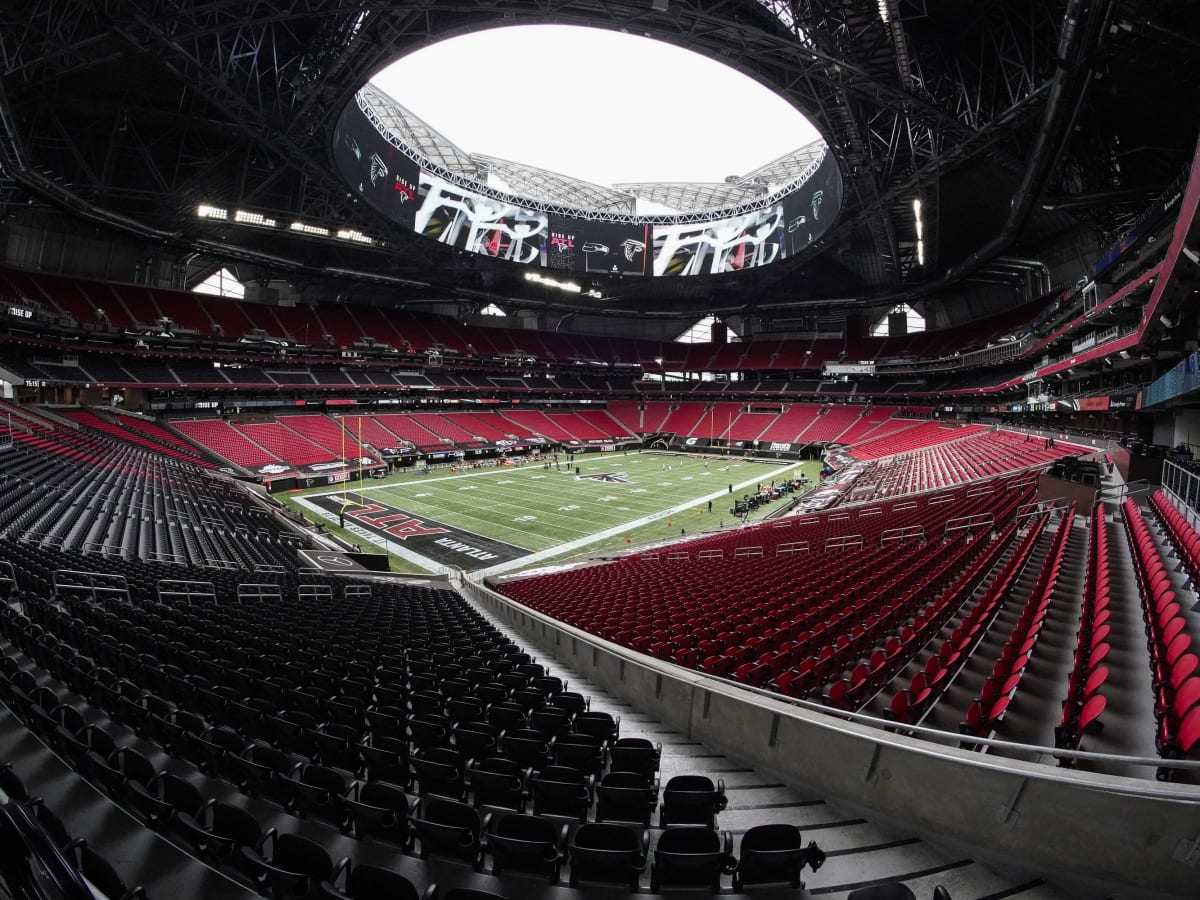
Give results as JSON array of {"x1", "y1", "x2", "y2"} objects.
[{"x1": 465, "y1": 579, "x2": 1200, "y2": 898}]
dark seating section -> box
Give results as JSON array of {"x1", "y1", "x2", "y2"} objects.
[
  {"x1": 322, "y1": 859, "x2": 436, "y2": 900},
  {"x1": 0, "y1": 764, "x2": 148, "y2": 900},
  {"x1": 0, "y1": 553, "x2": 822, "y2": 896},
  {"x1": 649, "y1": 826, "x2": 734, "y2": 893},
  {"x1": 732, "y1": 823, "x2": 826, "y2": 891},
  {"x1": 0, "y1": 439, "x2": 304, "y2": 574}
]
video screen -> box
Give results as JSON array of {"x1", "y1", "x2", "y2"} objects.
[
  {"x1": 414, "y1": 171, "x2": 548, "y2": 266},
  {"x1": 652, "y1": 205, "x2": 785, "y2": 277},
  {"x1": 781, "y1": 152, "x2": 842, "y2": 256},
  {"x1": 547, "y1": 217, "x2": 650, "y2": 276},
  {"x1": 332, "y1": 104, "x2": 420, "y2": 227},
  {"x1": 334, "y1": 97, "x2": 842, "y2": 279}
]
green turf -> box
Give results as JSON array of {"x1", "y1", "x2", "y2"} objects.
[{"x1": 284, "y1": 451, "x2": 823, "y2": 573}]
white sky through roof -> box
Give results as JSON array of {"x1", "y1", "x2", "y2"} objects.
[{"x1": 370, "y1": 25, "x2": 820, "y2": 188}]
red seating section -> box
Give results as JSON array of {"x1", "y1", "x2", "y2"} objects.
[
  {"x1": 335, "y1": 415, "x2": 405, "y2": 450},
  {"x1": 833, "y1": 406, "x2": 900, "y2": 445},
  {"x1": 236, "y1": 423, "x2": 333, "y2": 466},
  {"x1": 849, "y1": 422, "x2": 985, "y2": 460},
  {"x1": 958, "y1": 505, "x2": 1076, "y2": 740},
  {"x1": 408, "y1": 413, "x2": 480, "y2": 445},
  {"x1": 722, "y1": 412, "x2": 777, "y2": 442},
  {"x1": 604, "y1": 401, "x2": 647, "y2": 435},
  {"x1": 108, "y1": 412, "x2": 214, "y2": 467},
  {"x1": 500, "y1": 411, "x2": 575, "y2": 443},
  {"x1": 552, "y1": 412, "x2": 607, "y2": 441},
  {"x1": 660, "y1": 403, "x2": 710, "y2": 437},
  {"x1": 846, "y1": 430, "x2": 1087, "y2": 501},
  {"x1": 1121, "y1": 497, "x2": 1200, "y2": 762},
  {"x1": 882, "y1": 520, "x2": 1027, "y2": 726},
  {"x1": 458, "y1": 413, "x2": 513, "y2": 442},
  {"x1": 572, "y1": 409, "x2": 634, "y2": 440},
  {"x1": 59, "y1": 410, "x2": 215, "y2": 468},
  {"x1": 797, "y1": 406, "x2": 861, "y2": 443},
  {"x1": 1151, "y1": 491, "x2": 1200, "y2": 588},
  {"x1": 756, "y1": 406, "x2": 821, "y2": 443},
  {"x1": 173, "y1": 420, "x2": 280, "y2": 468},
  {"x1": 370, "y1": 414, "x2": 445, "y2": 451},
  {"x1": 1056, "y1": 503, "x2": 1111, "y2": 751},
  {"x1": 276, "y1": 415, "x2": 358, "y2": 457},
  {"x1": 1, "y1": 264, "x2": 667, "y2": 363},
  {"x1": 496, "y1": 479, "x2": 1035, "y2": 706}
]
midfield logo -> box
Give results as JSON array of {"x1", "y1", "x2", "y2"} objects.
[{"x1": 579, "y1": 473, "x2": 630, "y2": 484}]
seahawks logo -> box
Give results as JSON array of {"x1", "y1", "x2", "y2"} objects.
[{"x1": 578, "y1": 473, "x2": 630, "y2": 484}]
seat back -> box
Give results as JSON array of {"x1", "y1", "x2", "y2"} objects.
[
  {"x1": 346, "y1": 863, "x2": 422, "y2": 900},
  {"x1": 597, "y1": 772, "x2": 655, "y2": 826},
  {"x1": 469, "y1": 758, "x2": 526, "y2": 811},
  {"x1": 488, "y1": 813, "x2": 562, "y2": 879},
  {"x1": 345, "y1": 781, "x2": 411, "y2": 846},
  {"x1": 846, "y1": 884, "x2": 919, "y2": 900},
  {"x1": 735, "y1": 823, "x2": 825, "y2": 889},
  {"x1": 609, "y1": 738, "x2": 660, "y2": 779},
  {"x1": 412, "y1": 798, "x2": 482, "y2": 867},
  {"x1": 652, "y1": 827, "x2": 731, "y2": 892},
  {"x1": 660, "y1": 775, "x2": 725, "y2": 826},
  {"x1": 531, "y1": 768, "x2": 591, "y2": 821}
]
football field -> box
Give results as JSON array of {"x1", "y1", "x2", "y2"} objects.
[{"x1": 285, "y1": 451, "x2": 821, "y2": 575}]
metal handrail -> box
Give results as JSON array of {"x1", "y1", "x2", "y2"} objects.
[{"x1": 1099, "y1": 478, "x2": 1151, "y2": 504}]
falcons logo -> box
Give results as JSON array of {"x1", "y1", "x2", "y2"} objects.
[
  {"x1": 578, "y1": 473, "x2": 630, "y2": 484},
  {"x1": 369, "y1": 153, "x2": 388, "y2": 186},
  {"x1": 621, "y1": 239, "x2": 645, "y2": 261},
  {"x1": 811, "y1": 190, "x2": 824, "y2": 221}
]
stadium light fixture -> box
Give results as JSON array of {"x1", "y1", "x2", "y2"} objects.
[
  {"x1": 335, "y1": 228, "x2": 373, "y2": 245},
  {"x1": 290, "y1": 221, "x2": 330, "y2": 237},
  {"x1": 524, "y1": 271, "x2": 582, "y2": 293},
  {"x1": 197, "y1": 204, "x2": 228, "y2": 220},
  {"x1": 913, "y1": 197, "x2": 924, "y2": 266},
  {"x1": 234, "y1": 210, "x2": 278, "y2": 227}
]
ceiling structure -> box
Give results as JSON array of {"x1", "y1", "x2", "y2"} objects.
[
  {"x1": 0, "y1": 0, "x2": 1197, "y2": 321},
  {"x1": 357, "y1": 80, "x2": 830, "y2": 216}
]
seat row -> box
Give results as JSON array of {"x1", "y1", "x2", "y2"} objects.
[
  {"x1": 1, "y1": 606, "x2": 828, "y2": 897},
  {"x1": 1151, "y1": 490, "x2": 1200, "y2": 588},
  {"x1": 960, "y1": 506, "x2": 1075, "y2": 740},
  {"x1": 1119, "y1": 498, "x2": 1200, "y2": 774},
  {"x1": 1, "y1": 760, "x2": 150, "y2": 900},
  {"x1": 1055, "y1": 503, "x2": 1111, "y2": 752}
]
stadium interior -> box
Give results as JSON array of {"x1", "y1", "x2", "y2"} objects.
[{"x1": 3, "y1": 2, "x2": 1200, "y2": 899}]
